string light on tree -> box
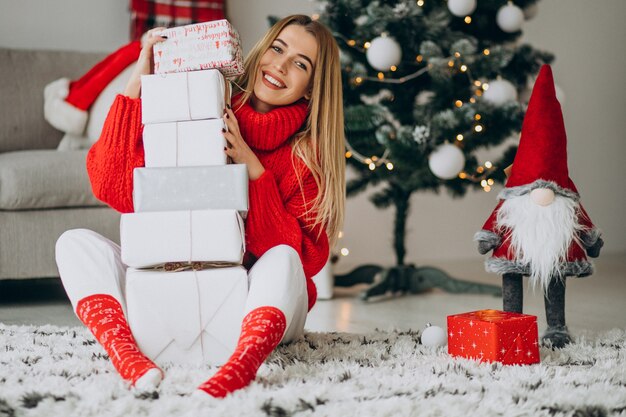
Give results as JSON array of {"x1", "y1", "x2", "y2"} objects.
[
  {"x1": 447, "y1": 0, "x2": 477, "y2": 17},
  {"x1": 428, "y1": 143, "x2": 466, "y2": 180},
  {"x1": 366, "y1": 35, "x2": 402, "y2": 71},
  {"x1": 497, "y1": 2, "x2": 525, "y2": 33}
]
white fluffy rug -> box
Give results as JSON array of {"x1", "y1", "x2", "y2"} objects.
[{"x1": 0, "y1": 324, "x2": 625, "y2": 417}]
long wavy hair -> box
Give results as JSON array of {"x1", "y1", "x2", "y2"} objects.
[{"x1": 234, "y1": 15, "x2": 345, "y2": 246}]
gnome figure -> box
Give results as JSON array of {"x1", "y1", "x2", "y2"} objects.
[{"x1": 474, "y1": 65, "x2": 603, "y2": 348}]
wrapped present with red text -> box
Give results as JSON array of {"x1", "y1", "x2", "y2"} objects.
[
  {"x1": 153, "y1": 19, "x2": 244, "y2": 77},
  {"x1": 447, "y1": 309, "x2": 540, "y2": 365}
]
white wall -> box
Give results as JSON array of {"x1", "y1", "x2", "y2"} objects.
[
  {"x1": 1, "y1": 0, "x2": 624, "y2": 273},
  {"x1": 0, "y1": 0, "x2": 130, "y2": 52}
]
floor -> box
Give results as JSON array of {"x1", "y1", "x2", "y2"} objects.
[{"x1": 1, "y1": 253, "x2": 624, "y2": 336}]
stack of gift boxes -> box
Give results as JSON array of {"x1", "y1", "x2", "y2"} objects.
[{"x1": 119, "y1": 20, "x2": 248, "y2": 366}]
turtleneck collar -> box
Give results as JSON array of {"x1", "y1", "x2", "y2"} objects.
[{"x1": 233, "y1": 94, "x2": 309, "y2": 151}]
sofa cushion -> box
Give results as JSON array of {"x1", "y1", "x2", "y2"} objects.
[
  {"x1": 0, "y1": 150, "x2": 105, "y2": 210},
  {"x1": 0, "y1": 48, "x2": 105, "y2": 153}
]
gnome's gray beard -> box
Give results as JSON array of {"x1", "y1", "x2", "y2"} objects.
[{"x1": 497, "y1": 194, "x2": 584, "y2": 293}]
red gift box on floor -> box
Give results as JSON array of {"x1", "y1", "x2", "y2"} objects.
[{"x1": 447, "y1": 309, "x2": 540, "y2": 365}]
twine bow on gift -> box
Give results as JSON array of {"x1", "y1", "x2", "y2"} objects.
[
  {"x1": 160, "y1": 261, "x2": 237, "y2": 272},
  {"x1": 472, "y1": 309, "x2": 510, "y2": 322}
]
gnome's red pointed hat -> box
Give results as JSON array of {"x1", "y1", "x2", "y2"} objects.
[
  {"x1": 44, "y1": 41, "x2": 141, "y2": 136},
  {"x1": 499, "y1": 64, "x2": 579, "y2": 201}
]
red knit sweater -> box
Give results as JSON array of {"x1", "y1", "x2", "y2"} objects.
[{"x1": 86, "y1": 94, "x2": 329, "y2": 310}]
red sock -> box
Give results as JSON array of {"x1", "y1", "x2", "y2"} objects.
[
  {"x1": 198, "y1": 306, "x2": 287, "y2": 397},
  {"x1": 76, "y1": 294, "x2": 162, "y2": 386}
]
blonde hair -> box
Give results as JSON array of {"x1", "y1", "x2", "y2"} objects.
[{"x1": 234, "y1": 15, "x2": 345, "y2": 246}]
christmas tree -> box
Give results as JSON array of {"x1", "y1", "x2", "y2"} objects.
[{"x1": 308, "y1": 0, "x2": 554, "y2": 297}]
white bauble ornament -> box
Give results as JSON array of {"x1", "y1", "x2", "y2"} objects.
[
  {"x1": 421, "y1": 324, "x2": 447, "y2": 347},
  {"x1": 483, "y1": 79, "x2": 518, "y2": 105},
  {"x1": 497, "y1": 3, "x2": 525, "y2": 33},
  {"x1": 366, "y1": 36, "x2": 402, "y2": 71},
  {"x1": 447, "y1": 0, "x2": 477, "y2": 17},
  {"x1": 428, "y1": 144, "x2": 465, "y2": 180}
]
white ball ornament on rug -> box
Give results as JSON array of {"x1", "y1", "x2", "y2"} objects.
[
  {"x1": 366, "y1": 36, "x2": 402, "y2": 71},
  {"x1": 447, "y1": 0, "x2": 477, "y2": 17},
  {"x1": 421, "y1": 324, "x2": 447, "y2": 347},
  {"x1": 483, "y1": 78, "x2": 518, "y2": 106},
  {"x1": 428, "y1": 143, "x2": 466, "y2": 180},
  {"x1": 496, "y1": 2, "x2": 525, "y2": 33}
]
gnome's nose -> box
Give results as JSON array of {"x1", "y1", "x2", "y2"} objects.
[{"x1": 530, "y1": 188, "x2": 555, "y2": 206}]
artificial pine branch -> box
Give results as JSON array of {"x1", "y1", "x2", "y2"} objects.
[{"x1": 317, "y1": 0, "x2": 553, "y2": 265}]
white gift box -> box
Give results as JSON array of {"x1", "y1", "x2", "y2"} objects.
[
  {"x1": 143, "y1": 119, "x2": 227, "y2": 167},
  {"x1": 126, "y1": 266, "x2": 248, "y2": 366},
  {"x1": 120, "y1": 209, "x2": 245, "y2": 268},
  {"x1": 153, "y1": 19, "x2": 244, "y2": 78},
  {"x1": 133, "y1": 164, "x2": 248, "y2": 213},
  {"x1": 141, "y1": 69, "x2": 226, "y2": 124}
]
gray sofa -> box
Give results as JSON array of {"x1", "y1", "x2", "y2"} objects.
[{"x1": 0, "y1": 47, "x2": 121, "y2": 280}]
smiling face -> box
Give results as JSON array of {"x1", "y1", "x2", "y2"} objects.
[{"x1": 251, "y1": 24, "x2": 318, "y2": 113}]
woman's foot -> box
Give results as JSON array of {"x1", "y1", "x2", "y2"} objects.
[
  {"x1": 197, "y1": 307, "x2": 286, "y2": 397},
  {"x1": 133, "y1": 368, "x2": 164, "y2": 392},
  {"x1": 76, "y1": 294, "x2": 163, "y2": 388}
]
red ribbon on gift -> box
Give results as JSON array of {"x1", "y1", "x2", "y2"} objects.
[{"x1": 470, "y1": 309, "x2": 513, "y2": 322}]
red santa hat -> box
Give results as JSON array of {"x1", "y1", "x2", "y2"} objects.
[
  {"x1": 44, "y1": 41, "x2": 141, "y2": 136},
  {"x1": 500, "y1": 64, "x2": 579, "y2": 200}
]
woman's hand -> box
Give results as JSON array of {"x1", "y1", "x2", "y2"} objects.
[
  {"x1": 222, "y1": 106, "x2": 265, "y2": 180},
  {"x1": 123, "y1": 27, "x2": 168, "y2": 98}
]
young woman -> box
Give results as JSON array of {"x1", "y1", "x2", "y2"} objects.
[{"x1": 55, "y1": 14, "x2": 345, "y2": 398}]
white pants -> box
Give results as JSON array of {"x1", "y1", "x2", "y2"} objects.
[{"x1": 55, "y1": 229, "x2": 308, "y2": 343}]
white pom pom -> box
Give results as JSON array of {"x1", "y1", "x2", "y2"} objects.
[
  {"x1": 447, "y1": 0, "x2": 477, "y2": 17},
  {"x1": 366, "y1": 36, "x2": 402, "y2": 71},
  {"x1": 483, "y1": 79, "x2": 518, "y2": 106},
  {"x1": 428, "y1": 144, "x2": 465, "y2": 180},
  {"x1": 421, "y1": 324, "x2": 447, "y2": 347},
  {"x1": 497, "y1": 3, "x2": 525, "y2": 33}
]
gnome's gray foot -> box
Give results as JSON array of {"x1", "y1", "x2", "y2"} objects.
[{"x1": 541, "y1": 325, "x2": 573, "y2": 349}]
